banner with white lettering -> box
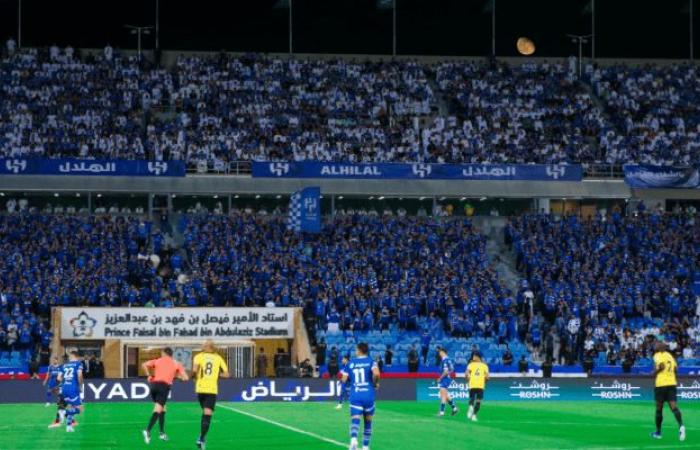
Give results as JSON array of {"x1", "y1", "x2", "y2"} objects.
[
  {"x1": 624, "y1": 165, "x2": 700, "y2": 189},
  {"x1": 253, "y1": 161, "x2": 582, "y2": 181},
  {"x1": 59, "y1": 307, "x2": 296, "y2": 341},
  {"x1": 0, "y1": 158, "x2": 185, "y2": 177}
]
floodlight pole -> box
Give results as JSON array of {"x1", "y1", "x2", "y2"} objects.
[
  {"x1": 568, "y1": 34, "x2": 591, "y2": 78},
  {"x1": 155, "y1": 0, "x2": 160, "y2": 51},
  {"x1": 691, "y1": 0, "x2": 695, "y2": 60},
  {"x1": 392, "y1": 0, "x2": 397, "y2": 56},
  {"x1": 591, "y1": 0, "x2": 595, "y2": 60},
  {"x1": 17, "y1": 0, "x2": 21, "y2": 49},
  {"x1": 289, "y1": 0, "x2": 293, "y2": 54},
  {"x1": 491, "y1": 0, "x2": 496, "y2": 58},
  {"x1": 125, "y1": 25, "x2": 153, "y2": 60}
]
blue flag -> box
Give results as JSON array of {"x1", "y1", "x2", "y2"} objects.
[{"x1": 288, "y1": 187, "x2": 321, "y2": 233}]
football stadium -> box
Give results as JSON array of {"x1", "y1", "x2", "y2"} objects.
[{"x1": 0, "y1": 1, "x2": 699, "y2": 449}]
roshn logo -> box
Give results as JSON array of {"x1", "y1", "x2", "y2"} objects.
[
  {"x1": 269, "y1": 162, "x2": 290, "y2": 176},
  {"x1": 590, "y1": 379, "x2": 641, "y2": 400},
  {"x1": 412, "y1": 164, "x2": 432, "y2": 178},
  {"x1": 678, "y1": 380, "x2": 700, "y2": 400},
  {"x1": 69, "y1": 311, "x2": 97, "y2": 338},
  {"x1": 5, "y1": 159, "x2": 27, "y2": 174},
  {"x1": 147, "y1": 162, "x2": 168, "y2": 175},
  {"x1": 509, "y1": 380, "x2": 560, "y2": 399},
  {"x1": 545, "y1": 165, "x2": 566, "y2": 180}
]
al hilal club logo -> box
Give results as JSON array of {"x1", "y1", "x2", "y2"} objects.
[
  {"x1": 69, "y1": 311, "x2": 97, "y2": 337},
  {"x1": 509, "y1": 380, "x2": 560, "y2": 399}
]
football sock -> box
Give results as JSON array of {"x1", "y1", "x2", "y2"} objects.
[
  {"x1": 671, "y1": 407, "x2": 683, "y2": 427},
  {"x1": 439, "y1": 403, "x2": 446, "y2": 413},
  {"x1": 200, "y1": 414, "x2": 212, "y2": 440},
  {"x1": 158, "y1": 411, "x2": 166, "y2": 433},
  {"x1": 147, "y1": 412, "x2": 159, "y2": 432},
  {"x1": 66, "y1": 408, "x2": 80, "y2": 426},
  {"x1": 362, "y1": 420, "x2": 373, "y2": 447},
  {"x1": 350, "y1": 417, "x2": 361, "y2": 439},
  {"x1": 655, "y1": 410, "x2": 663, "y2": 433},
  {"x1": 474, "y1": 402, "x2": 481, "y2": 416}
]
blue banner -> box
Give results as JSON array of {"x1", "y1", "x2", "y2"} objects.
[
  {"x1": 0, "y1": 159, "x2": 186, "y2": 177},
  {"x1": 254, "y1": 162, "x2": 582, "y2": 181},
  {"x1": 288, "y1": 187, "x2": 321, "y2": 233},
  {"x1": 624, "y1": 165, "x2": 700, "y2": 189}
]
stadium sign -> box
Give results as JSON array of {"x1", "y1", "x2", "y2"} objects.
[
  {"x1": 252, "y1": 161, "x2": 583, "y2": 181},
  {"x1": 0, "y1": 379, "x2": 416, "y2": 403},
  {"x1": 59, "y1": 307, "x2": 296, "y2": 341},
  {"x1": 416, "y1": 378, "x2": 700, "y2": 402},
  {"x1": 590, "y1": 380, "x2": 642, "y2": 400},
  {"x1": 0, "y1": 158, "x2": 186, "y2": 177}
]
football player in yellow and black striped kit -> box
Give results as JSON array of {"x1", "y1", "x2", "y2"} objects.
[
  {"x1": 651, "y1": 341, "x2": 685, "y2": 442},
  {"x1": 192, "y1": 340, "x2": 230, "y2": 450}
]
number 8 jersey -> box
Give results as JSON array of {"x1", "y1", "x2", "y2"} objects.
[{"x1": 194, "y1": 352, "x2": 228, "y2": 395}]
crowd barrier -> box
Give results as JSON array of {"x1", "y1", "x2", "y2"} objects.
[{"x1": 3, "y1": 378, "x2": 700, "y2": 403}]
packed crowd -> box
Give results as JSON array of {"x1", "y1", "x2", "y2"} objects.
[
  {"x1": 506, "y1": 207, "x2": 700, "y2": 367},
  {"x1": 3, "y1": 44, "x2": 700, "y2": 166},
  {"x1": 0, "y1": 214, "x2": 168, "y2": 357},
  {"x1": 434, "y1": 61, "x2": 605, "y2": 164},
  {"x1": 592, "y1": 64, "x2": 700, "y2": 166},
  {"x1": 180, "y1": 213, "x2": 520, "y2": 343}
]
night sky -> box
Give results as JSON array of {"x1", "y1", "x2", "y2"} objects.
[{"x1": 0, "y1": 0, "x2": 695, "y2": 58}]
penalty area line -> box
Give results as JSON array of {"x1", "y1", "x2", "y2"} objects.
[{"x1": 218, "y1": 403, "x2": 346, "y2": 448}]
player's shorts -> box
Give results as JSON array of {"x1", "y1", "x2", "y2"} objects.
[
  {"x1": 439, "y1": 378, "x2": 453, "y2": 389},
  {"x1": 61, "y1": 389, "x2": 82, "y2": 407},
  {"x1": 47, "y1": 382, "x2": 58, "y2": 390},
  {"x1": 149, "y1": 382, "x2": 171, "y2": 406},
  {"x1": 654, "y1": 386, "x2": 677, "y2": 403},
  {"x1": 349, "y1": 397, "x2": 375, "y2": 417},
  {"x1": 469, "y1": 388, "x2": 484, "y2": 401},
  {"x1": 198, "y1": 393, "x2": 217, "y2": 411}
]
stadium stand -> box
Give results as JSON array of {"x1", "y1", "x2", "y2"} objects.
[
  {"x1": 2, "y1": 45, "x2": 700, "y2": 167},
  {"x1": 505, "y1": 207, "x2": 700, "y2": 370}
]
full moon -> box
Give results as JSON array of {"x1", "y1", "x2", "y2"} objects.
[{"x1": 516, "y1": 37, "x2": 536, "y2": 55}]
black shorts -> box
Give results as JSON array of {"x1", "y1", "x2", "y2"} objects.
[
  {"x1": 150, "y1": 382, "x2": 171, "y2": 406},
  {"x1": 198, "y1": 393, "x2": 217, "y2": 410},
  {"x1": 655, "y1": 386, "x2": 677, "y2": 403},
  {"x1": 469, "y1": 388, "x2": 484, "y2": 401}
]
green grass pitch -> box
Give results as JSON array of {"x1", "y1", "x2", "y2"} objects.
[{"x1": 0, "y1": 401, "x2": 697, "y2": 449}]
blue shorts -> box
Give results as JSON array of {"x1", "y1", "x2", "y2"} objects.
[
  {"x1": 439, "y1": 378, "x2": 453, "y2": 390},
  {"x1": 349, "y1": 397, "x2": 375, "y2": 417},
  {"x1": 61, "y1": 389, "x2": 82, "y2": 407},
  {"x1": 47, "y1": 382, "x2": 58, "y2": 390}
]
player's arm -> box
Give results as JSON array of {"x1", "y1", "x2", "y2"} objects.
[
  {"x1": 485, "y1": 366, "x2": 490, "y2": 382},
  {"x1": 372, "y1": 365, "x2": 381, "y2": 389},
  {"x1": 177, "y1": 363, "x2": 189, "y2": 382},
  {"x1": 220, "y1": 358, "x2": 230, "y2": 378},
  {"x1": 42, "y1": 373, "x2": 48, "y2": 386},
  {"x1": 191, "y1": 362, "x2": 200, "y2": 380},
  {"x1": 142, "y1": 359, "x2": 155, "y2": 379},
  {"x1": 653, "y1": 361, "x2": 665, "y2": 377},
  {"x1": 77, "y1": 367, "x2": 84, "y2": 388}
]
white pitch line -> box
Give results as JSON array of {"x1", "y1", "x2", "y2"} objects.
[{"x1": 218, "y1": 403, "x2": 346, "y2": 448}]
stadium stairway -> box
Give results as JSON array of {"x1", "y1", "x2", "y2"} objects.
[{"x1": 476, "y1": 217, "x2": 520, "y2": 293}]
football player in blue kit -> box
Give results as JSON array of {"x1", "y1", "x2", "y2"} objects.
[
  {"x1": 342, "y1": 343, "x2": 380, "y2": 450},
  {"x1": 436, "y1": 347, "x2": 458, "y2": 417},
  {"x1": 57, "y1": 351, "x2": 84, "y2": 432}
]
